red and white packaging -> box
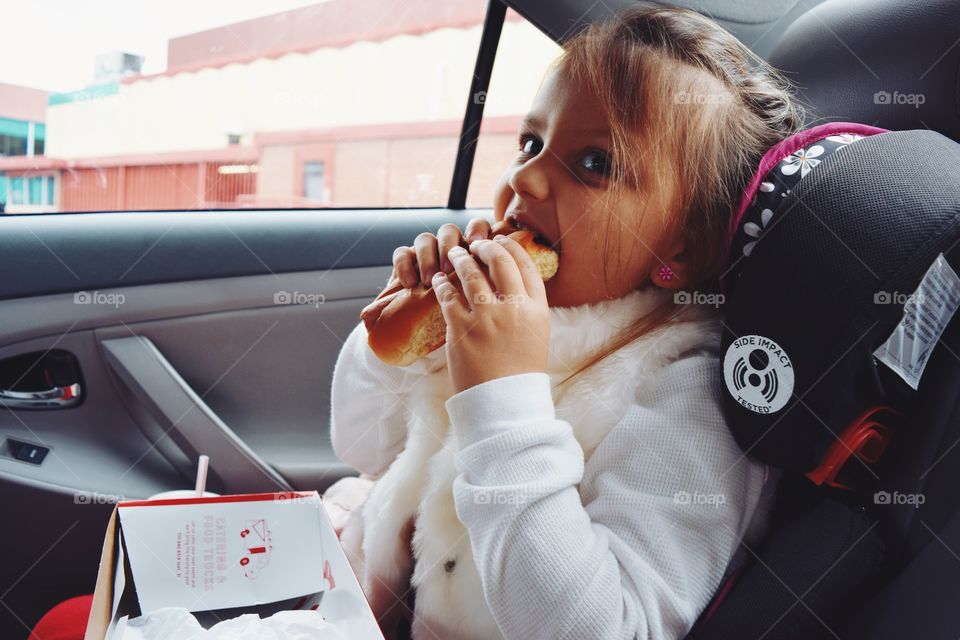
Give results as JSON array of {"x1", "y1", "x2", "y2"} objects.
[{"x1": 83, "y1": 491, "x2": 383, "y2": 639}]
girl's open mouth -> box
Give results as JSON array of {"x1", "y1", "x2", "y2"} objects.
[{"x1": 512, "y1": 222, "x2": 559, "y2": 254}]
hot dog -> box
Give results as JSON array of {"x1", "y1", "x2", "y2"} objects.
[{"x1": 360, "y1": 220, "x2": 559, "y2": 366}]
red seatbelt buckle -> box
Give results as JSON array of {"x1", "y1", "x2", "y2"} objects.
[{"x1": 806, "y1": 405, "x2": 901, "y2": 490}]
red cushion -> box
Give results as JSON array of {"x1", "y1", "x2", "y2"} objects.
[{"x1": 30, "y1": 595, "x2": 93, "y2": 640}]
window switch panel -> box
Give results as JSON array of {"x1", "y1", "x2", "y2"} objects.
[{"x1": 6, "y1": 439, "x2": 49, "y2": 465}]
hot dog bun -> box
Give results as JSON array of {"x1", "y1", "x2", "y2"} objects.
[{"x1": 361, "y1": 222, "x2": 559, "y2": 367}]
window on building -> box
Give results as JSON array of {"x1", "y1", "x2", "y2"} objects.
[
  {"x1": 9, "y1": 177, "x2": 24, "y2": 205},
  {"x1": 0, "y1": 175, "x2": 55, "y2": 208},
  {"x1": 0, "y1": 134, "x2": 27, "y2": 157},
  {"x1": 28, "y1": 177, "x2": 43, "y2": 205},
  {"x1": 302, "y1": 162, "x2": 326, "y2": 202}
]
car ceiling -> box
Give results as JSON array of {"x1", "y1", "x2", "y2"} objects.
[{"x1": 504, "y1": 0, "x2": 825, "y2": 59}]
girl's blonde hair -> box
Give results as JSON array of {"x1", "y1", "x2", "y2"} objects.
[{"x1": 552, "y1": 2, "x2": 806, "y2": 386}]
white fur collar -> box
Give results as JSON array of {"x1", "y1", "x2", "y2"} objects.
[
  {"x1": 412, "y1": 285, "x2": 721, "y2": 379},
  {"x1": 545, "y1": 287, "x2": 723, "y2": 459},
  {"x1": 547, "y1": 285, "x2": 680, "y2": 376},
  {"x1": 408, "y1": 285, "x2": 723, "y2": 460}
]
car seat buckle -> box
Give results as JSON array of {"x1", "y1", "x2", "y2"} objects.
[{"x1": 805, "y1": 405, "x2": 901, "y2": 490}]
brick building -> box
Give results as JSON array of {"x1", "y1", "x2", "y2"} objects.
[{"x1": 0, "y1": 0, "x2": 560, "y2": 213}]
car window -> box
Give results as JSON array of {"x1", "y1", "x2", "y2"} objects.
[
  {"x1": 0, "y1": 1, "x2": 556, "y2": 214},
  {"x1": 466, "y1": 18, "x2": 562, "y2": 209}
]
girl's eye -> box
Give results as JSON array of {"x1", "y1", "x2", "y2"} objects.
[
  {"x1": 518, "y1": 133, "x2": 542, "y2": 157},
  {"x1": 580, "y1": 150, "x2": 612, "y2": 177}
]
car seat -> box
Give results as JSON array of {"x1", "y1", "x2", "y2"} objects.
[{"x1": 687, "y1": 0, "x2": 960, "y2": 638}]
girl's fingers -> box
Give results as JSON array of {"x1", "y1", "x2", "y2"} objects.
[
  {"x1": 392, "y1": 246, "x2": 418, "y2": 289},
  {"x1": 463, "y1": 217, "x2": 491, "y2": 244},
  {"x1": 437, "y1": 223, "x2": 466, "y2": 275},
  {"x1": 431, "y1": 270, "x2": 469, "y2": 318},
  {"x1": 398, "y1": 220, "x2": 494, "y2": 287},
  {"x1": 492, "y1": 235, "x2": 547, "y2": 301},
  {"x1": 468, "y1": 239, "x2": 526, "y2": 299},
  {"x1": 413, "y1": 232, "x2": 441, "y2": 284},
  {"x1": 445, "y1": 245, "x2": 492, "y2": 312}
]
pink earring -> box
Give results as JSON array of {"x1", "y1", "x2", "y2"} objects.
[{"x1": 658, "y1": 266, "x2": 674, "y2": 281}]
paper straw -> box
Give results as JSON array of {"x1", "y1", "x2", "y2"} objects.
[{"x1": 195, "y1": 454, "x2": 209, "y2": 496}]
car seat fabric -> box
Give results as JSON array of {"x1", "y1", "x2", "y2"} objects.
[
  {"x1": 718, "y1": 128, "x2": 960, "y2": 474},
  {"x1": 767, "y1": 0, "x2": 960, "y2": 142},
  {"x1": 688, "y1": 483, "x2": 884, "y2": 640},
  {"x1": 689, "y1": 125, "x2": 960, "y2": 639},
  {"x1": 845, "y1": 506, "x2": 960, "y2": 639},
  {"x1": 721, "y1": 121, "x2": 890, "y2": 297},
  {"x1": 839, "y1": 312, "x2": 960, "y2": 640},
  {"x1": 687, "y1": 122, "x2": 889, "y2": 639}
]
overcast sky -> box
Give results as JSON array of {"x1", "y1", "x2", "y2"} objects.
[{"x1": 2, "y1": 0, "x2": 326, "y2": 92}]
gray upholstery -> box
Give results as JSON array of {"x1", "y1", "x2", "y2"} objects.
[{"x1": 768, "y1": 0, "x2": 960, "y2": 140}]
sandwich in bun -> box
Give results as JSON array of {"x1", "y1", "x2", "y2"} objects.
[{"x1": 360, "y1": 219, "x2": 559, "y2": 366}]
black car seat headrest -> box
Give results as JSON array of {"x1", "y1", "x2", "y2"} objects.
[
  {"x1": 718, "y1": 125, "x2": 960, "y2": 475},
  {"x1": 768, "y1": 0, "x2": 960, "y2": 141}
]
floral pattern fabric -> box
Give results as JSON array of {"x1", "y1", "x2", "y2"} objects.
[{"x1": 730, "y1": 133, "x2": 868, "y2": 262}]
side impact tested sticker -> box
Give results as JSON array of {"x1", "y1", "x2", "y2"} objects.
[
  {"x1": 874, "y1": 253, "x2": 960, "y2": 390},
  {"x1": 723, "y1": 334, "x2": 795, "y2": 414}
]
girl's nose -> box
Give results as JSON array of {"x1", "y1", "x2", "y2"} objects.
[{"x1": 509, "y1": 154, "x2": 551, "y2": 202}]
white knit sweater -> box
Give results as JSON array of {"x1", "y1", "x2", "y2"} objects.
[{"x1": 330, "y1": 286, "x2": 775, "y2": 640}]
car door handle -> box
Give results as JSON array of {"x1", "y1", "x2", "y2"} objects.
[
  {"x1": 0, "y1": 383, "x2": 81, "y2": 409},
  {"x1": 100, "y1": 335, "x2": 293, "y2": 493}
]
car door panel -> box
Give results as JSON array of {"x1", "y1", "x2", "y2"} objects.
[
  {"x1": 0, "y1": 209, "x2": 484, "y2": 301},
  {"x1": 0, "y1": 208, "x2": 492, "y2": 633}
]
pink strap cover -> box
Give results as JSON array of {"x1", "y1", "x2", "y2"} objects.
[{"x1": 722, "y1": 121, "x2": 891, "y2": 271}]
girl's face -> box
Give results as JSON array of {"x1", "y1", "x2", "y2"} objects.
[{"x1": 493, "y1": 66, "x2": 685, "y2": 308}]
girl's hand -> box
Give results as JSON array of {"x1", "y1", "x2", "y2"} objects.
[
  {"x1": 432, "y1": 236, "x2": 550, "y2": 394},
  {"x1": 391, "y1": 218, "x2": 493, "y2": 289},
  {"x1": 321, "y1": 474, "x2": 375, "y2": 538}
]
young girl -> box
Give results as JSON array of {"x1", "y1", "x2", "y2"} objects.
[{"x1": 326, "y1": 3, "x2": 804, "y2": 639}]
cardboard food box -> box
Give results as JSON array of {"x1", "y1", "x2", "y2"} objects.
[{"x1": 84, "y1": 491, "x2": 384, "y2": 639}]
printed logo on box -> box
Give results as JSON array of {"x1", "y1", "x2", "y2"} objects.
[{"x1": 240, "y1": 519, "x2": 272, "y2": 579}]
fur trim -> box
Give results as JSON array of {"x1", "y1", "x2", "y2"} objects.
[{"x1": 358, "y1": 287, "x2": 723, "y2": 639}]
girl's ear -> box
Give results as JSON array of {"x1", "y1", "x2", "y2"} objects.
[{"x1": 649, "y1": 239, "x2": 690, "y2": 290}]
